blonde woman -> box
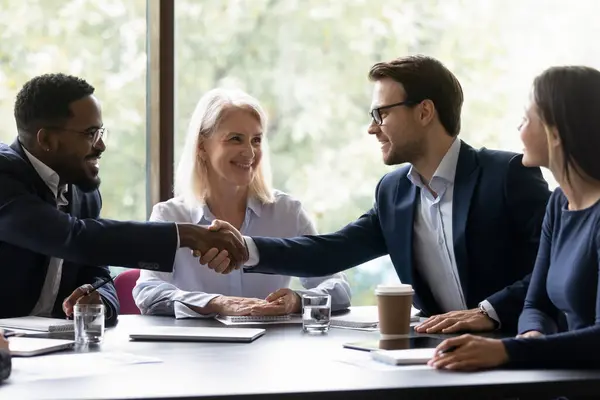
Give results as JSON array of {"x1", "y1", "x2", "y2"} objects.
[{"x1": 133, "y1": 88, "x2": 351, "y2": 318}]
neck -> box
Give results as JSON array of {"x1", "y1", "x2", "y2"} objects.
[
  {"x1": 20, "y1": 140, "x2": 65, "y2": 185},
  {"x1": 412, "y1": 131, "x2": 456, "y2": 184},
  {"x1": 204, "y1": 179, "x2": 249, "y2": 223},
  {"x1": 553, "y1": 167, "x2": 600, "y2": 211}
]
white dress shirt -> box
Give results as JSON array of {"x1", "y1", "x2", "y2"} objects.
[
  {"x1": 23, "y1": 147, "x2": 68, "y2": 317},
  {"x1": 133, "y1": 191, "x2": 351, "y2": 318},
  {"x1": 410, "y1": 139, "x2": 498, "y2": 321},
  {"x1": 408, "y1": 138, "x2": 465, "y2": 313},
  {"x1": 245, "y1": 139, "x2": 499, "y2": 323}
]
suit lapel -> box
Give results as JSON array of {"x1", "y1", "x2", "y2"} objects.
[
  {"x1": 452, "y1": 142, "x2": 480, "y2": 302},
  {"x1": 66, "y1": 186, "x2": 81, "y2": 217}
]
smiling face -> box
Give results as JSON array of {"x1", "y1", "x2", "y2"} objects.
[
  {"x1": 200, "y1": 107, "x2": 263, "y2": 189},
  {"x1": 367, "y1": 78, "x2": 425, "y2": 165},
  {"x1": 44, "y1": 95, "x2": 106, "y2": 192}
]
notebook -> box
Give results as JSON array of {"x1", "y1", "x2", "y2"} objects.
[
  {"x1": 330, "y1": 309, "x2": 378, "y2": 328},
  {"x1": 371, "y1": 348, "x2": 437, "y2": 365},
  {"x1": 0, "y1": 316, "x2": 74, "y2": 333},
  {"x1": 8, "y1": 337, "x2": 75, "y2": 357},
  {"x1": 128, "y1": 326, "x2": 266, "y2": 343},
  {"x1": 218, "y1": 315, "x2": 292, "y2": 323}
]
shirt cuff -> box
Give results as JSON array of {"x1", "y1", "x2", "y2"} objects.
[
  {"x1": 173, "y1": 292, "x2": 221, "y2": 319},
  {"x1": 243, "y1": 236, "x2": 259, "y2": 267},
  {"x1": 175, "y1": 223, "x2": 180, "y2": 248},
  {"x1": 479, "y1": 300, "x2": 501, "y2": 329}
]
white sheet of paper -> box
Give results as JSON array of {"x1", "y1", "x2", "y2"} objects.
[{"x1": 11, "y1": 352, "x2": 162, "y2": 382}]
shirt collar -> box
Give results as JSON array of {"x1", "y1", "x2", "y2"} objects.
[
  {"x1": 22, "y1": 146, "x2": 68, "y2": 200},
  {"x1": 190, "y1": 195, "x2": 263, "y2": 224},
  {"x1": 407, "y1": 138, "x2": 462, "y2": 189}
]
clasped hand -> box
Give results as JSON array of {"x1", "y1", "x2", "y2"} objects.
[
  {"x1": 190, "y1": 220, "x2": 248, "y2": 274},
  {"x1": 206, "y1": 289, "x2": 301, "y2": 316}
]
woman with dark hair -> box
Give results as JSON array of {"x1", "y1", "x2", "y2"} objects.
[
  {"x1": 428, "y1": 65, "x2": 600, "y2": 371},
  {"x1": 0, "y1": 331, "x2": 11, "y2": 382}
]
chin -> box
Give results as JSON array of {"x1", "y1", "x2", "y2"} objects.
[{"x1": 75, "y1": 176, "x2": 101, "y2": 193}]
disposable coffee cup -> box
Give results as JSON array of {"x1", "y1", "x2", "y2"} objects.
[{"x1": 375, "y1": 284, "x2": 414, "y2": 336}]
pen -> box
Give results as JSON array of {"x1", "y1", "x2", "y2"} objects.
[
  {"x1": 84, "y1": 276, "x2": 114, "y2": 296},
  {"x1": 2, "y1": 331, "x2": 25, "y2": 338},
  {"x1": 439, "y1": 345, "x2": 458, "y2": 354}
]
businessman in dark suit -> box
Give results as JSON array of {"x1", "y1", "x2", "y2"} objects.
[
  {"x1": 204, "y1": 55, "x2": 551, "y2": 334},
  {"x1": 0, "y1": 73, "x2": 247, "y2": 325}
]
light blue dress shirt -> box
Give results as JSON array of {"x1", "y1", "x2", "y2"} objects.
[
  {"x1": 406, "y1": 138, "x2": 498, "y2": 323},
  {"x1": 133, "y1": 190, "x2": 351, "y2": 318}
]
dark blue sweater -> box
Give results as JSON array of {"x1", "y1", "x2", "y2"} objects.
[{"x1": 503, "y1": 188, "x2": 600, "y2": 368}]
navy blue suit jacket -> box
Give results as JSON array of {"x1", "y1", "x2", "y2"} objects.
[
  {"x1": 249, "y1": 141, "x2": 551, "y2": 333},
  {"x1": 0, "y1": 140, "x2": 178, "y2": 324}
]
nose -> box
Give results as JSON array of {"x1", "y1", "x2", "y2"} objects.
[
  {"x1": 241, "y1": 141, "x2": 255, "y2": 158},
  {"x1": 367, "y1": 119, "x2": 380, "y2": 135},
  {"x1": 94, "y1": 137, "x2": 106, "y2": 152}
]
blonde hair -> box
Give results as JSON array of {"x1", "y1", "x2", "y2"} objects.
[{"x1": 174, "y1": 88, "x2": 274, "y2": 207}]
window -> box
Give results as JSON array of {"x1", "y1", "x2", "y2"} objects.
[
  {"x1": 0, "y1": 0, "x2": 148, "y2": 223},
  {"x1": 0, "y1": 0, "x2": 148, "y2": 275},
  {"x1": 174, "y1": 0, "x2": 599, "y2": 305}
]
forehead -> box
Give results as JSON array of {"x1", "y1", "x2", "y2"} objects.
[
  {"x1": 371, "y1": 78, "x2": 407, "y2": 107},
  {"x1": 66, "y1": 95, "x2": 102, "y2": 127},
  {"x1": 218, "y1": 108, "x2": 263, "y2": 134}
]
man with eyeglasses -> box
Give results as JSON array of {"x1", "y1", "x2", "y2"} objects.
[
  {"x1": 0, "y1": 73, "x2": 247, "y2": 324},
  {"x1": 204, "y1": 55, "x2": 551, "y2": 335}
]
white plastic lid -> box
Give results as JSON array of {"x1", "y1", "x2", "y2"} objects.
[{"x1": 374, "y1": 284, "x2": 414, "y2": 295}]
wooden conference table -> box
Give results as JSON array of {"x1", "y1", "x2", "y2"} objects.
[{"x1": 2, "y1": 307, "x2": 600, "y2": 400}]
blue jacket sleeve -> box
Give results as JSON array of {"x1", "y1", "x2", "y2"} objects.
[
  {"x1": 0, "y1": 172, "x2": 178, "y2": 272},
  {"x1": 516, "y1": 194, "x2": 560, "y2": 335},
  {"x1": 484, "y1": 155, "x2": 551, "y2": 332},
  {"x1": 249, "y1": 206, "x2": 388, "y2": 278}
]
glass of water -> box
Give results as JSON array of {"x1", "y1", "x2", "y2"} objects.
[
  {"x1": 302, "y1": 294, "x2": 331, "y2": 333},
  {"x1": 74, "y1": 303, "x2": 105, "y2": 345}
]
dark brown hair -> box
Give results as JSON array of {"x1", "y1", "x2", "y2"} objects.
[
  {"x1": 533, "y1": 66, "x2": 600, "y2": 183},
  {"x1": 368, "y1": 55, "x2": 464, "y2": 137}
]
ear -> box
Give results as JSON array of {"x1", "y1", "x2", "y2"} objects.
[
  {"x1": 416, "y1": 99, "x2": 436, "y2": 126},
  {"x1": 197, "y1": 139, "x2": 208, "y2": 161},
  {"x1": 36, "y1": 128, "x2": 55, "y2": 153},
  {"x1": 545, "y1": 124, "x2": 561, "y2": 148}
]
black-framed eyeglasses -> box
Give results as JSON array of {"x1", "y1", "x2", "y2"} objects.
[
  {"x1": 370, "y1": 101, "x2": 417, "y2": 125},
  {"x1": 44, "y1": 126, "x2": 108, "y2": 146}
]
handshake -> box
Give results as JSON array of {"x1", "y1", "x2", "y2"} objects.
[{"x1": 177, "y1": 220, "x2": 248, "y2": 273}]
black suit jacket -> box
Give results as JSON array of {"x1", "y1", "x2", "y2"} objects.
[
  {"x1": 249, "y1": 141, "x2": 552, "y2": 333},
  {"x1": 0, "y1": 140, "x2": 179, "y2": 324}
]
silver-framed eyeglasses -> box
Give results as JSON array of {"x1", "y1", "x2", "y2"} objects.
[{"x1": 44, "y1": 126, "x2": 108, "y2": 146}]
